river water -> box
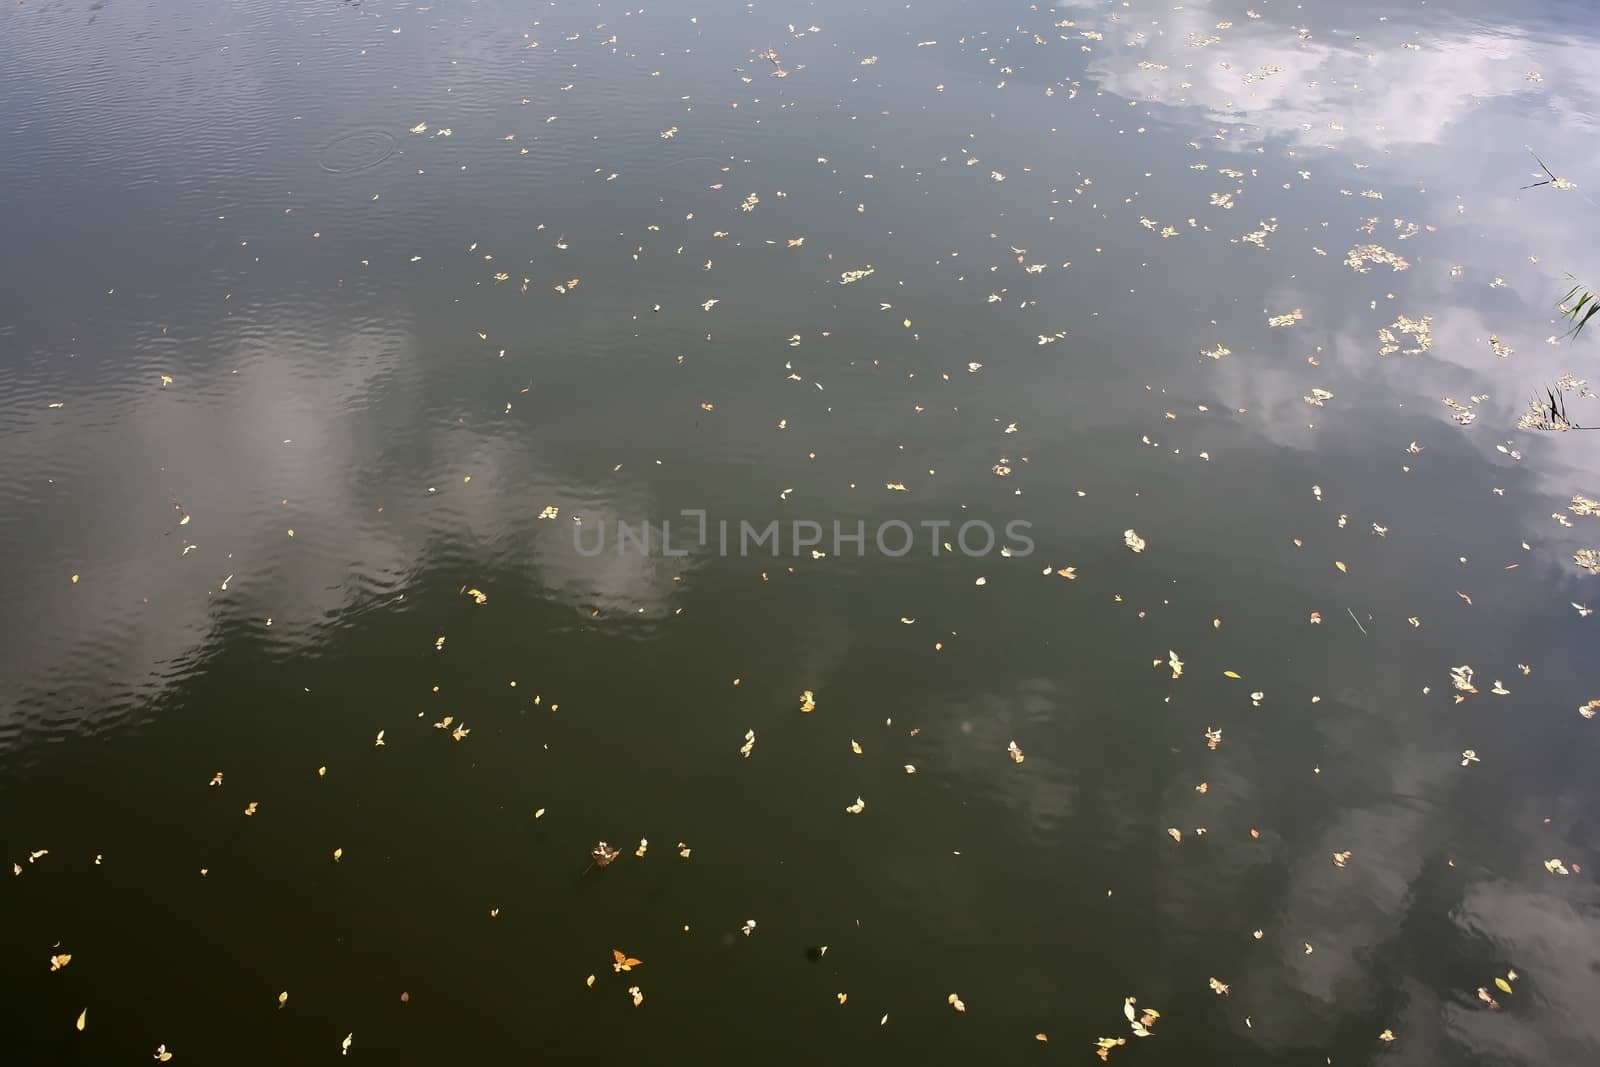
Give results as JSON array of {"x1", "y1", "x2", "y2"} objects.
[{"x1": 3, "y1": 0, "x2": 1599, "y2": 1063}]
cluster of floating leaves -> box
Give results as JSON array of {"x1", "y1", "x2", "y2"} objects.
[
  {"x1": 1344, "y1": 243, "x2": 1410, "y2": 273},
  {"x1": 1378, "y1": 315, "x2": 1433, "y2": 356}
]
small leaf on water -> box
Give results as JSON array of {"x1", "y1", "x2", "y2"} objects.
[
  {"x1": 1494, "y1": 977, "x2": 1513, "y2": 995},
  {"x1": 75, "y1": 1009, "x2": 86, "y2": 1031}
]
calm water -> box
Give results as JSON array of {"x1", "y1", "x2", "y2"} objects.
[{"x1": 3, "y1": 0, "x2": 1600, "y2": 1063}]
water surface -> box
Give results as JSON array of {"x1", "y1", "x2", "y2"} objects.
[{"x1": 3, "y1": 0, "x2": 1600, "y2": 1063}]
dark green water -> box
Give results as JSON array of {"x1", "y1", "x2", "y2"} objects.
[{"x1": 3, "y1": 0, "x2": 1599, "y2": 1063}]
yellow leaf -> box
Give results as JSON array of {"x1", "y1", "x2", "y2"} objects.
[
  {"x1": 278, "y1": 991, "x2": 288, "y2": 1008},
  {"x1": 76, "y1": 1009, "x2": 86, "y2": 1031},
  {"x1": 1224, "y1": 670, "x2": 1242, "y2": 679},
  {"x1": 1494, "y1": 977, "x2": 1513, "y2": 995},
  {"x1": 1335, "y1": 561, "x2": 1347, "y2": 572}
]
